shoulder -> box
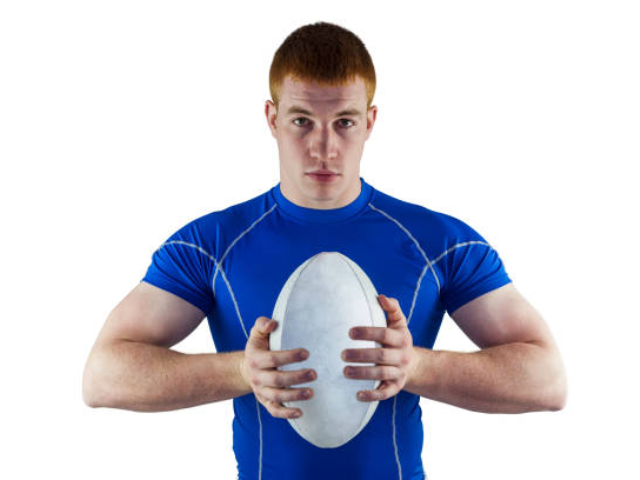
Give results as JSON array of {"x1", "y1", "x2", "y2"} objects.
[
  {"x1": 368, "y1": 186, "x2": 488, "y2": 257},
  {"x1": 162, "y1": 186, "x2": 275, "y2": 253}
]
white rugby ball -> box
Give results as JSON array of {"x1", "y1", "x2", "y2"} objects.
[{"x1": 269, "y1": 251, "x2": 387, "y2": 448}]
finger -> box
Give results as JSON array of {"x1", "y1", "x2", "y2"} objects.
[
  {"x1": 260, "y1": 385, "x2": 314, "y2": 404},
  {"x1": 269, "y1": 367, "x2": 317, "y2": 388},
  {"x1": 264, "y1": 398, "x2": 304, "y2": 419},
  {"x1": 349, "y1": 326, "x2": 405, "y2": 346},
  {"x1": 250, "y1": 348, "x2": 310, "y2": 371},
  {"x1": 250, "y1": 316, "x2": 273, "y2": 333},
  {"x1": 343, "y1": 365, "x2": 400, "y2": 381},
  {"x1": 357, "y1": 380, "x2": 399, "y2": 402},
  {"x1": 252, "y1": 366, "x2": 316, "y2": 389},
  {"x1": 377, "y1": 295, "x2": 407, "y2": 326},
  {"x1": 342, "y1": 347, "x2": 402, "y2": 365},
  {"x1": 247, "y1": 316, "x2": 278, "y2": 349}
]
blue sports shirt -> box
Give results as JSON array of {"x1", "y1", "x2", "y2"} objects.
[{"x1": 141, "y1": 177, "x2": 512, "y2": 480}]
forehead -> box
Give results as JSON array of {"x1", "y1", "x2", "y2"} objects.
[{"x1": 279, "y1": 75, "x2": 367, "y2": 109}]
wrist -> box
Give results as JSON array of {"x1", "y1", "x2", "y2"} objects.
[
  {"x1": 238, "y1": 354, "x2": 251, "y2": 389},
  {"x1": 405, "y1": 346, "x2": 434, "y2": 393}
]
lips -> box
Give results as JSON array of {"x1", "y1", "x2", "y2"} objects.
[{"x1": 307, "y1": 171, "x2": 339, "y2": 183}]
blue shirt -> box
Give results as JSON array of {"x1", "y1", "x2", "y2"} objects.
[{"x1": 141, "y1": 177, "x2": 512, "y2": 480}]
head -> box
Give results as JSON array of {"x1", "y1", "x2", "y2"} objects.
[{"x1": 265, "y1": 22, "x2": 378, "y2": 209}]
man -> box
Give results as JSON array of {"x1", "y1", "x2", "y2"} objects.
[{"x1": 83, "y1": 21, "x2": 567, "y2": 480}]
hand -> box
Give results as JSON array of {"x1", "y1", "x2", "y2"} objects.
[
  {"x1": 240, "y1": 316, "x2": 316, "y2": 419},
  {"x1": 341, "y1": 294, "x2": 416, "y2": 402}
]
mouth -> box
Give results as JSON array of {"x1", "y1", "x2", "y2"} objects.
[{"x1": 306, "y1": 171, "x2": 339, "y2": 183}]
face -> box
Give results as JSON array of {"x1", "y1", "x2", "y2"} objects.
[{"x1": 265, "y1": 75, "x2": 377, "y2": 209}]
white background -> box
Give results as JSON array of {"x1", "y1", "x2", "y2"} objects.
[{"x1": 1, "y1": 1, "x2": 638, "y2": 479}]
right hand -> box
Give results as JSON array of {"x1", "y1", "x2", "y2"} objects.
[{"x1": 240, "y1": 316, "x2": 316, "y2": 419}]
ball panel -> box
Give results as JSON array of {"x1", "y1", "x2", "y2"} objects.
[{"x1": 269, "y1": 252, "x2": 387, "y2": 448}]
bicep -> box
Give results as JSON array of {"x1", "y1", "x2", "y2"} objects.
[
  {"x1": 449, "y1": 283, "x2": 555, "y2": 349},
  {"x1": 95, "y1": 281, "x2": 206, "y2": 349}
]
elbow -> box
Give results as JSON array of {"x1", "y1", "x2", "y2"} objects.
[
  {"x1": 548, "y1": 376, "x2": 568, "y2": 411},
  {"x1": 82, "y1": 367, "x2": 99, "y2": 408},
  {"x1": 546, "y1": 359, "x2": 568, "y2": 412},
  {"x1": 528, "y1": 342, "x2": 568, "y2": 412},
  {"x1": 82, "y1": 350, "x2": 113, "y2": 409},
  {"x1": 547, "y1": 393, "x2": 567, "y2": 412}
]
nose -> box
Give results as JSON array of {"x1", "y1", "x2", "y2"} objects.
[{"x1": 308, "y1": 124, "x2": 338, "y2": 161}]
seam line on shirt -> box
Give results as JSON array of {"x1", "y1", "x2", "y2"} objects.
[
  {"x1": 431, "y1": 241, "x2": 497, "y2": 314},
  {"x1": 367, "y1": 202, "x2": 441, "y2": 297},
  {"x1": 162, "y1": 210, "x2": 274, "y2": 479},
  {"x1": 392, "y1": 395, "x2": 403, "y2": 480},
  {"x1": 218, "y1": 265, "x2": 250, "y2": 339},
  {"x1": 369, "y1": 202, "x2": 439, "y2": 480},
  {"x1": 158, "y1": 240, "x2": 220, "y2": 310},
  {"x1": 159, "y1": 240, "x2": 218, "y2": 265},
  {"x1": 214, "y1": 259, "x2": 264, "y2": 479},
  {"x1": 212, "y1": 204, "x2": 278, "y2": 289},
  {"x1": 431, "y1": 240, "x2": 491, "y2": 265},
  {"x1": 208, "y1": 204, "x2": 276, "y2": 480}
]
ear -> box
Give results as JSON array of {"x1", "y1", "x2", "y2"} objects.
[
  {"x1": 265, "y1": 100, "x2": 278, "y2": 139},
  {"x1": 365, "y1": 105, "x2": 378, "y2": 140}
]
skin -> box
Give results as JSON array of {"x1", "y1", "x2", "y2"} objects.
[
  {"x1": 265, "y1": 75, "x2": 378, "y2": 209},
  {"x1": 240, "y1": 76, "x2": 415, "y2": 419},
  {"x1": 241, "y1": 75, "x2": 567, "y2": 419},
  {"x1": 83, "y1": 72, "x2": 565, "y2": 419},
  {"x1": 241, "y1": 294, "x2": 415, "y2": 419}
]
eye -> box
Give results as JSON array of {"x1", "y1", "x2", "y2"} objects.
[
  {"x1": 293, "y1": 117, "x2": 310, "y2": 127},
  {"x1": 338, "y1": 119, "x2": 354, "y2": 128}
]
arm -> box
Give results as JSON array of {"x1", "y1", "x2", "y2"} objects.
[
  {"x1": 82, "y1": 281, "x2": 252, "y2": 412},
  {"x1": 404, "y1": 283, "x2": 568, "y2": 413}
]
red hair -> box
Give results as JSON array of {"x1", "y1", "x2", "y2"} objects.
[{"x1": 269, "y1": 22, "x2": 377, "y2": 109}]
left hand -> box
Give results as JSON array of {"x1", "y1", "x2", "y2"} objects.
[{"x1": 341, "y1": 294, "x2": 416, "y2": 402}]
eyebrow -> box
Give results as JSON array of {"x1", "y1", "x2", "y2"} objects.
[{"x1": 285, "y1": 105, "x2": 363, "y2": 118}]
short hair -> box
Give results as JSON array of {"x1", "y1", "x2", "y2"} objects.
[{"x1": 269, "y1": 21, "x2": 376, "y2": 110}]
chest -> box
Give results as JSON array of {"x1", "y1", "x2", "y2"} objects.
[{"x1": 208, "y1": 224, "x2": 442, "y2": 351}]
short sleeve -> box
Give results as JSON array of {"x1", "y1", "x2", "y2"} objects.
[
  {"x1": 141, "y1": 222, "x2": 216, "y2": 315},
  {"x1": 439, "y1": 219, "x2": 512, "y2": 315}
]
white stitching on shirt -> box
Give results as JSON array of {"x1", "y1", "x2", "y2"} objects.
[
  {"x1": 432, "y1": 240, "x2": 490, "y2": 265},
  {"x1": 158, "y1": 240, "x2": 220, "y2": 311},
  {"x1": 217, "y1": 266, "x2": 250, "y2": 339},
  {"x1": 367, "y1": 202, "x2": 441, "y2": 296},
  {"x1": 211, "y1": 204, "x2": 276, "y2": 480},
  {"x1": 160, "y1": 240, "x2": 218, "y2": 264},
  {"x1": 368, "y1": 202, "x2": 440, "y2": 480},
  {"x1": 212, "y1": 204, "x2": 277, "y2": 290},
  {"x1": 366, "y1": 203, "x2": 440, "y2": 319}
]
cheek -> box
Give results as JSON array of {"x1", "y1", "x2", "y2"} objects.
[
  {"x1": 343, "y1": 136, "x2": 364, "y2": 154},
  {"x1": 281, "y1": 131, "x2": 306, "y2": 151},
  {"x1": 278, "y1": 133, "x2": 306, "y2": 163}
]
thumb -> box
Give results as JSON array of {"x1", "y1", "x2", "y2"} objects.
[{"x1": 251, "y1": 316, "x2": 277, "y2": 339}]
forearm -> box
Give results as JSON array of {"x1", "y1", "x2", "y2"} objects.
[
  {"x1": 404, "y1": 342, "x2": 567, "y2": 413},
  {"x1": 83, "y1": 340, "x2": 251, "y2": 412}
]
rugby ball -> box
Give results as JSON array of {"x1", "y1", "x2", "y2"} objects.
[{"x1": 269, "y1": 251, "x2": 387, "y2": 448}]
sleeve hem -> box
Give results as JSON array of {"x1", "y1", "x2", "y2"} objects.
[
  {"x1": 141, "y1": 274, "x2": 212, "y2": 315},
  {"x1": 444, "y1": 276, "x2": 513, "y2": 315}
]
